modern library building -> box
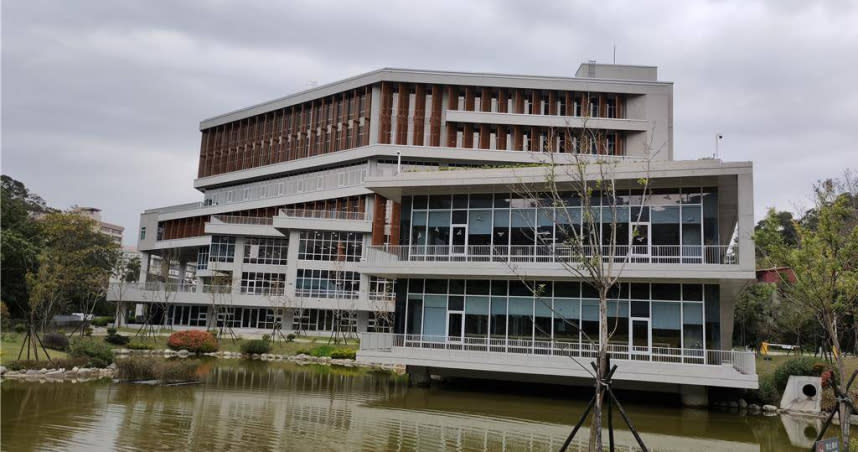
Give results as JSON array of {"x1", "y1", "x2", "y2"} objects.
[{"x1": 111, "y1": 63, "x2": 757, "y2": 403}]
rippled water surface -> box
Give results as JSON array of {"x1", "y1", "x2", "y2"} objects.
[{"x1": 2, "y1": 361, "x2": 811, "y2": 451}]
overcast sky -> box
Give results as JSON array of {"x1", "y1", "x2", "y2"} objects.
[{"x1": 3, "y1": 0, "x2": 857, "y2": 246}]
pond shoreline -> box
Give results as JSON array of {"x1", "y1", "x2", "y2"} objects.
[{"x1": 0, "y1": 348, "x2": 406, "y2": 383}]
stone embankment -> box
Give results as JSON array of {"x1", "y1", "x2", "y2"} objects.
[
  {"x1": 0, "y1": 364, "x2": 115, "y2": 382},
  {"x1": 0, "y1": 349, "x2": 405, "y2": 383}
]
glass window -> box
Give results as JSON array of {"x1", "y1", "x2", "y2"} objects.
[
  {"x1": 652, "y1": 302, "x2": 681, "y2": 348},
  {"x1": 553, "y1": 298, "x2": 580, "y2": 341},
  {"x1": 508, "y1": 297, "x2": 533, "y2": 340},
  {"x1": 705, "y1": 285, "x2": 721, "y2": 349},
  {"x1": 465, "y1": 296, "x2": 489, "y2": 337},
  {"x1": 429, "y1": 194, "x2": 452, "y2": 209},
  {"x1": 683, "y1": 303, "x2": 704, "y2": 350},
  {"x1": 490, "y1": 296, "x2": 507, "y2": 338}
]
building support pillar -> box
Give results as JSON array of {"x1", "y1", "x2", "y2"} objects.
[
  {"x1": 680, "y1": 385, "x2": 709, "y2": 407},
  {"x1": 407, "y1": 365, "x2": 432, "y2": 387}
]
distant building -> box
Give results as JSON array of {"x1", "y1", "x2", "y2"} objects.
[{"x1": 71, "y1": 206, "x2": 124, "y2": 244}]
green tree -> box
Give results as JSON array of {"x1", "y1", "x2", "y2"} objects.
[
  {"x1": 733, "y1": 283, "x2": 775, "y2": 347},
  {"x1": 1, "y1": 175, "x2": 50, "y2": 318},
  {"x1": 38, "y1": 212, "x2": 119, "y2": 335},
  {"x1": 760, "y1": 181, "x2": 858, "y2": 449}
]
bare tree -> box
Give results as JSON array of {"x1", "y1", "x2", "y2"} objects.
[
  {"x1": 108, "y1": 253, "x2": 141, "y2": 328},
  {"x1": 266, "y1": 282, "x2": 291, "y2": 343},
  {"x1": 506, "y1": 124, "x2": 657, "y2": 451},
  {"x1": 368, "y1": 276, "x2": 396, "y2": 333},
  {"x1": 137, "y1": 250, "x2": 181, "y2": 340}
]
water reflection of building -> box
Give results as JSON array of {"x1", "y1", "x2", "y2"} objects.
[
  {"x1": 4, "y1": 366, "x2": 813, "y2": 451},
  {"x1": 111, "y1": 365, "x2": 762, "y2": 451}
]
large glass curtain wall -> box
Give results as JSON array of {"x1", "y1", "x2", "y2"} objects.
[
  {"x1": 403, "y1": 279, "x2": 720, "y2": 353},
  {"x1": 403, "y1": 189, "x2": 719, "y2": 263}
]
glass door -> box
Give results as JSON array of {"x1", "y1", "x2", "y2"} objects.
[
  {"x1": 630, "y1": 318, "x2": 651, "y2": 360},
  {"x1": 447, "y1": 311, "x2": 463, "y2": 346},
  {"x1": 630, "y1": 222, "x2": 650, "y2": 262},
  {"x1": 451, "y1": 224, "x2": 468, "y2": 257}
]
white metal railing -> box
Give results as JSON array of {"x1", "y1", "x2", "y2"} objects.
[
  {"x1": 139, "y1": 281, "x2": 198, "y2": 293},
  {"x1": 368, "y1": 292, "x2": 396, "y2": 302},
  {"x1": 279, "y1": 208, "x2": 367, "y2": 221},
  {"x1": 363, "y1": 245, "x2": 737, "y2": 265},
  {"x1": 211, "y1": 215, "x2": 273, "y2": 226},
  {"x1": 294, "y1": 288, "x2": 360, "y2": 300},
  {"x1": 359, "y1": 333, "x2": 756, "y2": 376}
]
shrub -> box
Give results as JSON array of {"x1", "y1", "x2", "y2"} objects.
[
  {"x1": 261, "y1": 334, "x2": 271, "y2": 342},
  {"x1": 115, "y1": 357, "x2": 202, "y2": 382},
  {"x1": 167, "y1": 330, "x2": 218, "y2": 353},
  {"x1": 286, "y1": 333, "x2": 296, "y2": 342},
  {"x1": 84, "y1": 327, "x2": 93, "y2": 337},
  {"x1": 240, "y1": 339, "x2": 271, "y2": 355},
  {"x1": 91, "y1": 317, "x2": 114, "y2": 327},
  {"x1": 14, "y1": 323, "x2": 26, "y2": 334},
  {"x1": 772, "y1": 357, "x2": 833, "y2": 393},
  {"x1": 295, "y1": 348, "x2": 311, "y2": 356},
  {"x1": 746, "y1": 374, "x2": 780, "y2": 405},
  {"x1": 330, "y1": 349, "x2": 356, "y2": 360},
  {"x1": 43, "y1": 333, "x2": 70, "y2": 351},
  {"x1": 69, "y1": 340, "x2": 114, "y2": 367},
  {"x1": 105, "y1": 334, "x2": 130, "y2": 346},
  {"x1": 310, "y1": 344, "x2": 335, "y2": 357},
  {"x1": 127, "y1": 341, "x2": 155, "y2": 350},
  {"x1": 106, "y1": 327, "x2": 117, "y2": 336}
]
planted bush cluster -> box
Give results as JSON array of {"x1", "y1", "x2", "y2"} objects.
[
  {"x1": 69, "y1": 340, "x2": 114, "y2": 368},
  {"x1": 115, "y1": 357, "x2": 203, "y2": 382},
  {"x1": 104, "y1": 328, "x2": 130, "y2": 346},
  {"x1": 330, "y1": 349, "x2": 356, "y2": 360},
  {"x1": 748, "y1": 357, "x2": 838, "y2": 406},
  {"x1": 772, "y1": 357, "x2": 836, "y2": 393},
  {"x1": 91, "y1": 317, "x2": 114, "y2": 327},
  {"x1": 167, "y1": 330, "x2": 218, "y2": 353},
  {"x1": 240, "y1": 339, "x2": 271, "y2": 355},
  {"x1": 43, "y1": 333, "x2": 70, "y2": 351},
  {"x1": 126, "y1": 341, "x2": 155, "y2": 350}
]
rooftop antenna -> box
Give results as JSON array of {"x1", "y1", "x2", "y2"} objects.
[
  {"x1": 715, "y1": 133, "x2": 723, "y2": 159},
  {"x1": 613, "y1": 43, "x2": 616, "y2": 64}
]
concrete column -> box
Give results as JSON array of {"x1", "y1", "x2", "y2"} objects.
[
  {"x1": 407, "y1": 365, "x2": 432, "y2": 387},
  {"x1": 680, "y1": 385, "x2": 709, "y2": 407},
  {"x1": 231, "y1": 237, "x2": 245, "y2": 292},
  {"x1": 138, "y1": 252, "x2": 150, "y2": 284},
  {"x1": 369, "y1": 85, "x2": 381, "y2": 145},
  {"x1": 178, "y1": 259, "x2": 187, "y2": 288},
  {"x1": 356, "y1": 310, "x2": 369, "y2": 333},
  {"x1": 115, "y1": 302, "x2": 128, "y2": 327},
  {"x1": 285, "y1": 231, "x2": 301, "y2": 297}
]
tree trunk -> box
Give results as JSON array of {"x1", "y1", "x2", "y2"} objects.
[
  {"x1": 826, "y1": 317, "x2": 850, "y2": 451},
  {"x1": 589, "y1": 292, "x2": 609, "y2": 451}
]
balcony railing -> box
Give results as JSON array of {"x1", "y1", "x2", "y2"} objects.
[
  {"x1": 294, "y1": 288, "x2": 360, "y2": 300},
  {"x1": 359, "y1": 333, "x2": 756, "y2": 376},
  {"x1": 279, "y1": 208, "x2": 367, "y2": 221},
  {"x1": 368, "y1": 292, "x2": 396, "y2": 302},
  {"x1": 210, "y1": 215, "x2": 273, "y2": 226},
  {"x1": 363, "y1": 245, "x2": 737, "y2": 265}
]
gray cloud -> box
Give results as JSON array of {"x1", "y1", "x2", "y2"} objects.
[{"x1": 3, "y1": 0, "x2": 857, "y2": 245}]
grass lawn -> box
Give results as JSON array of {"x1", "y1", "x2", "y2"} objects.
[
  {"x1": 756, "y1": 353, "x2": 858, "y2": 378},
  {"x1": 1, "y1": 329, "x2": 359, "y2": 366},
  {"x1": 1, "y1": 333, "x2": 69, "y2": 365}
]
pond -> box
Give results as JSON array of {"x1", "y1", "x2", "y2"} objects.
[{"x1": 1, "y1": 360, "x2": 813, "y2": 451}]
